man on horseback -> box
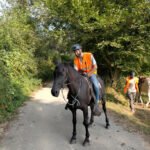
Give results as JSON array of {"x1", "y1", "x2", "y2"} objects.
[{"x1": 72, "y1": 44, "x2": 101, "y2": 112}]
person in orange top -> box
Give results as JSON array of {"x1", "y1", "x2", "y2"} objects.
[
  {"x1": 72, "y1": 44, "x2": 100, "y2": 105},
  {"x1": 124, "y1": 71, "x2": 139, "y2": 113}
]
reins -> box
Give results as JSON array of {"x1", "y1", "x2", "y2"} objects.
[{"x1": 61, "y1": 78, "x2": 82, "y2": 107}]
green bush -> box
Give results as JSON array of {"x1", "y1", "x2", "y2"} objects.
[
  {"x1": 37, "y1": 56, "x2": 55, "y2": 82},
  {"x1": 0, "y1": 72, "x2": 41, "y2": 122}
]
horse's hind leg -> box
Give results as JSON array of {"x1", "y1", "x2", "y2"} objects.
[
  {"x1": 82, "y1": 107, "x2": 90, "y2": 146},
  {"x1": 102, "y1": 98, "x2": 110, "y2": 128},
  {"x1": 70, "y1": 109, "x2": 77, "y2": 144},
  {"x1": 146, "y1": 94, "x2": 150, "y2": 107},
  {"x1": 89, "y1": 102, "x2": 94, "y2": 126}
]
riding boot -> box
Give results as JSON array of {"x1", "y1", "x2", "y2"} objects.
[{"x1": 93, "y1": 103, "x2": 101, "y2": 116}]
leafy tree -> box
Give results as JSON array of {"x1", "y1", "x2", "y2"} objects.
[
  {"x1": 44, "y1": 0, "x2": 150, "y2": 84},
  {"x1": 0, "y1": 1, "x2": 41, "y2": 121}
]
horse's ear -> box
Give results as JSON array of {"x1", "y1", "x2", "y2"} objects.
[{"x1": 53, "y1": 58, "x2": 62, "y2": 66}]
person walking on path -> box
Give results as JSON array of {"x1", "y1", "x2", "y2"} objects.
[{"x1": 124, "y1": 71, "x2": 139, "y2": 113}]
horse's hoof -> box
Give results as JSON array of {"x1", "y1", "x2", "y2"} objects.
[
  {"x1": 105, "y1": 124, "x2": 110, "y2": 129},
  {"x1": 83, "y1": 139, "x2": 90, "y2": 146},
  {"x1": 70, "y1": 137, "x2": 76, "y2": 144},
  {"x1": 65, "y1": 104, "x2": 68, "y2": 110}
]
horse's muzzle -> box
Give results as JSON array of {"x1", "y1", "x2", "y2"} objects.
[{"x1": 51, "y1": 88, "x2": 60, "y2": 97}]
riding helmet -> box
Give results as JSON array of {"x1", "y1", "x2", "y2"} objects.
[{"x1": 72, "y1": 44, "x2": 82, "y2": 51}]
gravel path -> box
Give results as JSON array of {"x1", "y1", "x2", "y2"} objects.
[{"x1": 0, "y1": 87, "x2": 149, "y2": 150}]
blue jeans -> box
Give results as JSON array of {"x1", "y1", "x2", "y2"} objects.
[{"x1": 89, "y1": 74, "x2": 100, "y2": 103}]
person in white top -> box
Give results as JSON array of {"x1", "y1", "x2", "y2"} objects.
[{"x1": 124, "y1": 71, "x2": 139, "y2": 113}]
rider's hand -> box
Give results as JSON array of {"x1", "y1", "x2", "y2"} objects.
[
  {"x1": 83, "y1": 72, "x2": 88, "y2": 77},
  {"x1": 87, "y1": 72, "x2": 92, "y2": 77},
  {"x1": 79, "y1": 69, "x2": 84, "y2": 74},
  {"x1": 78, "y1": 70, "x2": 89, "y2": 77}
]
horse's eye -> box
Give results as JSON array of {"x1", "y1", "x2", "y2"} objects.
[{"x1": 62, "y1": 68, "x2": 65, "y2": 73}]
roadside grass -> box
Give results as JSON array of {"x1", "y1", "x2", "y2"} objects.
[{"x1": 106, "y1": 87, "x2": 150, "y2": 142}]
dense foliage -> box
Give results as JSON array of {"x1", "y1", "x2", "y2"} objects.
[
  {"x1": 44, "y1": 0, "x2": 150, "y2": 81},
  {"x1": 0, "y1": 3, "x2": 41, "y2": 121}
]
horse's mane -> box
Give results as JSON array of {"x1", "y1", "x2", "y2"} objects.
[{"x1": 63, "y1": 62, "x2": 82, "y2": 79}]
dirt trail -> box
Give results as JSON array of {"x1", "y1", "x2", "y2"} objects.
[{"x1": 0, "y1": 86, "x2": 149, "y2": 150}]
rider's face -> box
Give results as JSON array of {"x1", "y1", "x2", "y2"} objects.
[{"x1": 74, "y1": 49, "x2": 82, "y2": 57}]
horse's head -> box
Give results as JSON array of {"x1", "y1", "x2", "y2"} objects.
[
  {"x1": 51, "y1": 63, "x2": 68, "y2": 97},
  {"x1": 139, "y1": 76, "x2": 146, "y2": 85}
]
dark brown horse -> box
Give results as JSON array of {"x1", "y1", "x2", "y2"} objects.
[{"x1": 51, "y1": 63, "x2": 109, "y2": 146}]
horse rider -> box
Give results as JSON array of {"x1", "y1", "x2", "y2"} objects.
[
  {"x1": 72, "y1": 44, "x2": 101, "y2": 111},
  {"x1": 124, "y1": 71, "x2": 139, "y2": 113}
]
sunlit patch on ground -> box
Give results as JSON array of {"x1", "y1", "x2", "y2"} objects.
[{"x1": 106, "y1": 87, "x2": 150, "y2": 143}]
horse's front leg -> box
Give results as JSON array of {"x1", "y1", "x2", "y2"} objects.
[
  {"x1": 82, "y1": 107, "x2": 90, "y2": 146},
  {"x1": 70, "y1": 108, "x2": 77, "y2": 144},
  {"x1": 102, "y1": 98, "x2": 110, "y2": 129}
]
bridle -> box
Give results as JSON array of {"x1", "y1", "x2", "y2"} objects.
[
  {"x1": 61, "y1": 68, "x2": 82, "y2": 107},
  {"x1": 56, "y1": 66, "x2": 92, "y2": 107},
  {"x1": 61, "y1": 80, "x2": 81, "y2": 107}
]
